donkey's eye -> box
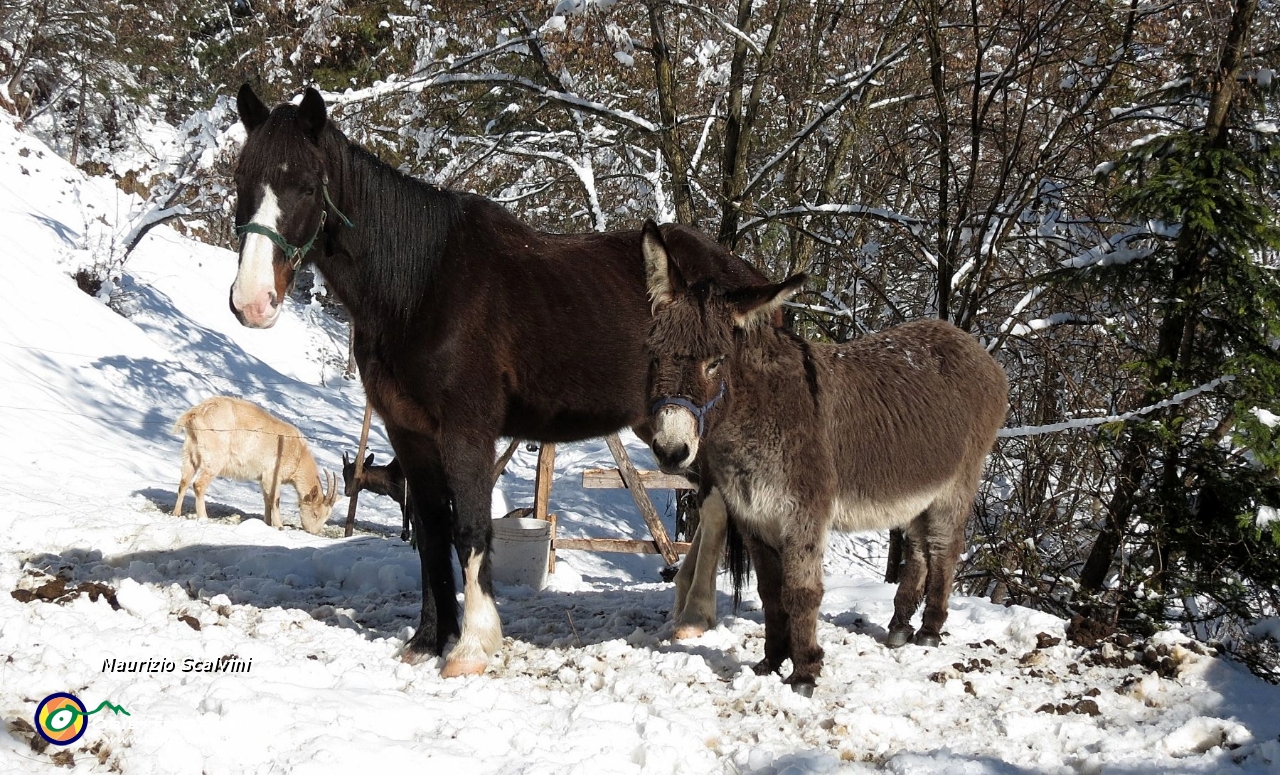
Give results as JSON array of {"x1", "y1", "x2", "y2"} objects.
[{"x1": 705, "y1": 356, "x2": 726, "y2": 376}]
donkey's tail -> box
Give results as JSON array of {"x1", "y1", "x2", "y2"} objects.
[{"x1": 725, "y1": 517, "x2": 751, "y2": 611}]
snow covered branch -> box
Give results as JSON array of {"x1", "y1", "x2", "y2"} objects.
[{"x1": 997, "y1": 376, "x2": 1235, "y2": 438}]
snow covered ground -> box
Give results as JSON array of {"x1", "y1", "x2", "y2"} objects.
[{"x1": 2, "y1": 112, "x2": 1279, "y2": 774}]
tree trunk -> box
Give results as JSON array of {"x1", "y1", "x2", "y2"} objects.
[
  {"x1": 646, "y1": 1, "x2": 695, "y2": 226},
  {"x1": 1078, "y1": 0, "x2": 1259, "y2": 594}
]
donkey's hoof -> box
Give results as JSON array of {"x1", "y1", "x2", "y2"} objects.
[
  {"x1": 914, "y1": 633, "x2": 942, "y2": 648},
  {"x1": 788, "y1": 680, "x2": 816, "y2": 697},
  {"x1": 885, "y1": 628, "x2": 914, "y2": 649},
  {"x1": 441, "y1": 659, "x2": 487, "y2": 678},
  {"x1": 752, "y1": 658, "x2": 779, "y2": 676}
]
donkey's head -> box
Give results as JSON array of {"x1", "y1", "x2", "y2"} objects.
[
  {"x1": 642, "y1": 220, "x2": 806, "y2": 473},
  {"x1": 230, "y1": 85, "x2": 348, "y2": 328}
]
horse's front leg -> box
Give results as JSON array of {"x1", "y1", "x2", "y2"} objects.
[
  {"x1": 673, "y1": 487, "x2": 727, "y2": 639},
  {"x1": 391, "y1": 432, "x2": 459, "y2": 663},
  {"x1": 440, "y1": 436, "x2": 503, "y2": 678}
]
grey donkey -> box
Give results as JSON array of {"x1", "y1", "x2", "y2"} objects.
[{"x1": 640, "y1": 221, "x2": 1008, "y2": 695}]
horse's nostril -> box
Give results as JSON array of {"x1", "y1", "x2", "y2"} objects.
[{"x1": 267, "y1": 291, "x2": 279, "y2": 309}]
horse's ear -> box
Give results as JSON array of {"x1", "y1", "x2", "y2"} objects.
[
  {"x1": 298, "y1": 87, "x2": 327, "y2": 141},
  {"x1": 729, "y1": 273, "x2": 806, "y2": 328},
  {"x1": 642, "y1": 220, "x2": 687, "y2": 311},
  {"x1": 237, "y1": 84, "x2": 270, "y2": 132},
  {"x1": 365, "y1": 454, "x2": 374, "y2": 467}
]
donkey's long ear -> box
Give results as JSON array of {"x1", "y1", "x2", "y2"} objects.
[
  {"x1": 642, "y1": 220, "x2": 687, "y2": 311},
  {"x1": 729, "y1": 273, "x2": 807, "y2": 328},
  {"x1": 237, "y1": 84, "x2": 270, "y2": 133},
  {"x1": 298, "y1": 87, "x2": 327, "y2": 142}
]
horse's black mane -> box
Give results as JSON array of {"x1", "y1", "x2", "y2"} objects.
[{"x1": 319, "y1": 121, "x2": 462, "y2": 330}]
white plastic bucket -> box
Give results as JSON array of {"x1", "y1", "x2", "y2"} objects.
[{"x1": 490, "y1": 517, "x2": 551, "y2": 590}]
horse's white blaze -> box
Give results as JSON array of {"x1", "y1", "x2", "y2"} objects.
[
  {"x1": 231, "y1": 185, "x2": 282, "y2": 327},
  {"x1": 652, "y1": 405, "x2": 699, "y2": 469},
  {"x1": 444, "y1": 551, "x2": 502, "y2": 675},
  {"x1": 673, "y1": 487, "x2": 727, "y2": 639}
]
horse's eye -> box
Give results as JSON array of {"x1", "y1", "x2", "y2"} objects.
[
  {"x1": 300, "y1": 185, "x2": 317, "y2": 197},
  {"x1": 705, "y1": 356, "x2": 726, "y2": 376}
]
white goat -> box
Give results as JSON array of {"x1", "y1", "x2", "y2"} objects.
[{"x1": 172, "y1": 396, "x2": 338, "y2": 534}]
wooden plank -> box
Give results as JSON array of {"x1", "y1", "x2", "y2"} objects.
[
  {"x1": 533, "y1": 442, "x2": 556, "y2": 522},
  {"x1": 344, "y1": 400, "x2": 374, "y2": 537},
  {"x1": 582, "y1": 468, "x2": 697, "y2": 490},
  {"x1": 492, "y1": 438, "x2": 520, "y2": 485},
  {"x1": 604, "y1": 434, "x2": 680, "y2": 566},
  {"x1": 553, "y1": 538, "x2": 693, "y2": 554},
  {"x1": 547, "y1": 513, "x2": 557, "y2": 574}
]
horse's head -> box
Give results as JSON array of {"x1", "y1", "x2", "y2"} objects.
[
  {"x1": 641, "y1": 220, "x2": 806, "y2": 473},
  {"x1": 230, "y1": 84, "x2": 345, "y2": 328}
]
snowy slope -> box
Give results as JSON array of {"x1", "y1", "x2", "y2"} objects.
[{"x1": 1, "y1": 113, "x2": 1279, "y2": 774}]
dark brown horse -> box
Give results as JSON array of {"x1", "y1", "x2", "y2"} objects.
[
  {"x1": 640, "y1": 222, "x2": 1008, "y2": 695},
  {"x1": 229, "y1": 86, "x2": 767, "y2": 676}
]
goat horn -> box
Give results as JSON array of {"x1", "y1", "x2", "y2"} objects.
[{"x1": 325, "y1": 470, "x2": 339, "y2": 506}]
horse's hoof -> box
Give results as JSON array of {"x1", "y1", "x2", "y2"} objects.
[
  {"x1": 788, "y1": 680, "x2": 816, "y2": 697},
  {"x1": 914, "y1": 633, "x2": 942, "y2": 648},
  {"x1": 673, "y1": 623, "x2": 707, "y2": 640},
  {"x1": 399, "y1": 647, "x2": 435, "y2": 666},
  {"x1": 441, "y1": 659, "x2": 487, "y2": 678},
  {"x1": 885, "y1": 629, "x2": 914, "y2": 649}
]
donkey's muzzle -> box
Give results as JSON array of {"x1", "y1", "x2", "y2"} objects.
[{"x1": 652, "y1": 441, "x2": 691, "y2": 474}]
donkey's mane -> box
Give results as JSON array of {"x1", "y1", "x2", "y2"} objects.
[{"x1": 320, "y1": 121, "x2": 461, "y2": 328}]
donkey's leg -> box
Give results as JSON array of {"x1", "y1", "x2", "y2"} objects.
[
  {"x1": 744, "y1": 534, "x2": 791, "y2": 677},
  {"x1": 393, "y1": 432, "x2": 459, "y2": 664},
  {"x1": 673, "y1": 487, "x2": 727, "y2": 639},
  {"x1": 441, "y1": 437, "x2": 503, "y2": 678},
  {"x1": 887, "y1": 517, "x2": 929, "y2": 648},
  {"x1": 915, "y1": 488, "x2": 972, "y2": 647},
  {"x1": 778, "y1": 520, "x2": 828, "y2": 695}
]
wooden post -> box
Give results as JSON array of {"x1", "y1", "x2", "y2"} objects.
[
  {"x1": 533, "y1": 443, "x2": 557, "y2": 574},
  {"x1": 534, "y1": 443, "x2": 556, "y2": 521},
  {"x1": 344, "y1": 400, "x2": 374, "y2": 537},
  {"x1": 604, "y1": 434, "x2": 680, "y2": 566}
]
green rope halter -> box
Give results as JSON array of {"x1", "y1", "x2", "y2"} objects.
[{"x1": 236, "y1": 183, "x2": 353, "y2": 270}]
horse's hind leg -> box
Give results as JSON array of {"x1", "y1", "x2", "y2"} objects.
[
  {"x1": 673, "y1": 487, "x2": 727, "y2": 639},
  {"x1": 887, "y1": 517, "x2": 928, "y2": 648},
  {"x1": 441, "y1": 437, "x2": 503, "y2": 678},
  {"x1": 915, "y1": 487, "x2": 972, "y2": 647}
]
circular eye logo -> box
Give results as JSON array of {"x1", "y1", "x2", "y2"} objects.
[
  {"x1": 33, "y1": 693, "x2": 129, "y2": 746},
  {"x1": 35, "y1": 693, "x2": 88, "y2": 745}
]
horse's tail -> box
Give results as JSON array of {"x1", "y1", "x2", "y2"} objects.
[{"x1": 726, "y1": 517, "x2": 750, "y2": 611}]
